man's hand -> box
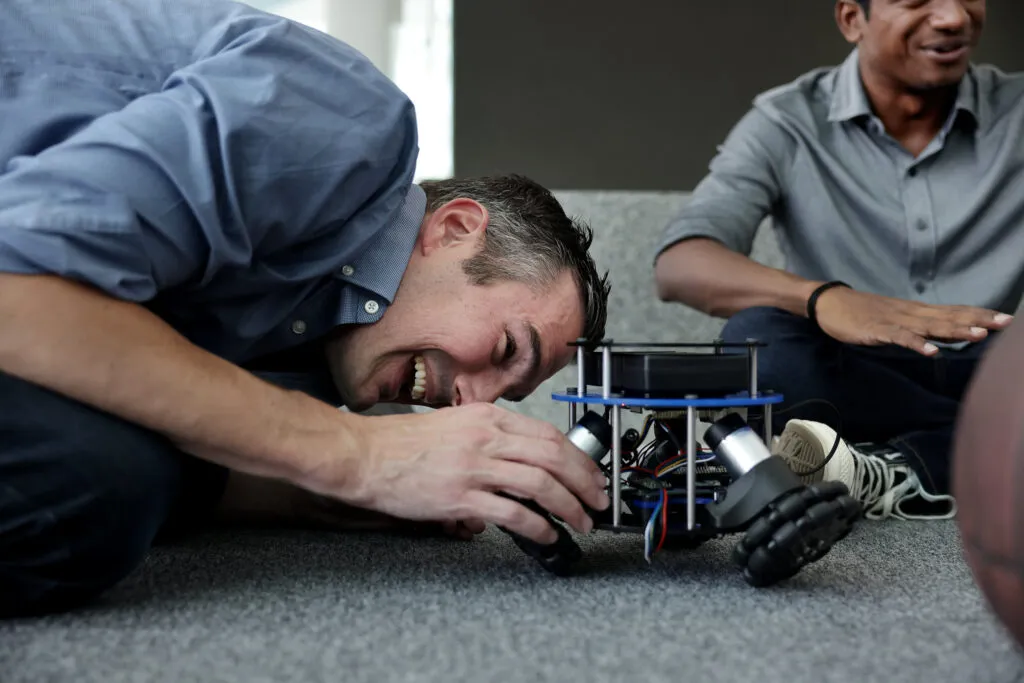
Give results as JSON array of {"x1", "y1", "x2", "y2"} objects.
[
  {"x1": 306, "y1": 403, "x2": 611, "y2": 547},
  {"x1": 814, "y1": 287, "x2": 1014, "y2": 355}
]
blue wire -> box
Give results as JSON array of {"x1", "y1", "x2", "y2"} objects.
[{"x1": 644, "y1": 493, "x2": 665, "y2": 562}]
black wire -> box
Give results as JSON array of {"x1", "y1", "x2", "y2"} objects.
[{"x1": 659, "y1": 420, "x2": 686, "y2": 459}]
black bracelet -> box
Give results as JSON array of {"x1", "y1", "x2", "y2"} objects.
[{"x1": 807, "y1": 281, "x2": 851, "y2": 329}]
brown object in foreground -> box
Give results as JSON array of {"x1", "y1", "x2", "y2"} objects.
[{"x1": 953, "y1": 317, "x2": 1024, "y2": 649}]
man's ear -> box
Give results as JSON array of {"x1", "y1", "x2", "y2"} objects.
[
  {"x1": 835, "y1": 0, "x2": 866, "y2": 44},
  {"x1": 420, "y1": 198, "x2": 489, "y2": 254}
]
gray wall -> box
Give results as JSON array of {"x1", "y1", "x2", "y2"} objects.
[{"x1": 453, "y1": 0, "x2": 1024, "y2": 191}]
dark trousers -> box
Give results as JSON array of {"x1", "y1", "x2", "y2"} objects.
[
  {"x1": 0, "y1": 369, "x2": 340, "y2": 619},
  {"x1": 720, "y1": 307, "x2": 995, "y2": 497}
]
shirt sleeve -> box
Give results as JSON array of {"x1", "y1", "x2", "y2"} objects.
[
  {"x1": 0, "y1": 18, "x2": 419, "y2": 302},
  {"x1": 653, "y1": 104, "x2": 793, "y2": 262}
]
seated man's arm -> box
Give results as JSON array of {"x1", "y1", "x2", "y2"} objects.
[
  {"x1": 652, "y1": 105, "x2": 1011, "y2": 353},
  {"x1": 653, "y1": 107, "x2": 819, "y2": 318}
]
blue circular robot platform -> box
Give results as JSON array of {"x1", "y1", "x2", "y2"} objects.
[{"x1": 551, "y1": 391, "x2": 784, "y2": 409}]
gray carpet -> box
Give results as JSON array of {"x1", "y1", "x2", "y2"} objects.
[{"x1": 2, "y1": 520, "x2": 1023, "y2": 683}]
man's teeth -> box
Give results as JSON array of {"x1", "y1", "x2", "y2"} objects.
[{"x1": 411, "y1": 355, "x2": 426, "y2": 400}]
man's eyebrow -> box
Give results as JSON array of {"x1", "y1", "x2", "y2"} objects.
[
  {"x1": 527, "y1": 323, "x2": 542, "y2": 384},
  {"x1": 504, "y1": 324, "x2": 543, "y2": 404}
]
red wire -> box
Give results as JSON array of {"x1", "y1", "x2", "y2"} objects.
[{"x1": 656, "y1": 488, "x2": 668, "y2": 552}]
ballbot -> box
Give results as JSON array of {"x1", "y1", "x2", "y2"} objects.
[{"x1": 500, "y1": 339, "x2": 863, "y2": 587}]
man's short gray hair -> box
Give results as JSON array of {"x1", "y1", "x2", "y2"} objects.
[{"x1": 419, "y1": 174, "x2": 610, "y2": 343}]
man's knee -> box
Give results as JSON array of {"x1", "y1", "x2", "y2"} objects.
[
  {"x1": 716, "y1": 307, "x2": 844, "y2": 432},
  {"x1": 720, "y1": 306, "x2": 817, "y2": 345},
  {"x1": 720, "y1": 306, "x2": 833, "y2": 379},
  {"x1": 0, "y1": 373, "x2": 205, "y2": 617}
]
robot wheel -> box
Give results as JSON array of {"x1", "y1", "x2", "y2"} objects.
[{"x1": 732, "y1": 480, "x2": 863, "y2": 588}]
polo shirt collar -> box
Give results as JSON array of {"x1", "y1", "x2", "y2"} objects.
[{"x1": 827, "y1": 47, "x2": 984, "y2": 130}]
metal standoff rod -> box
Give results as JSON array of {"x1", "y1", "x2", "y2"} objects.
[
  {"x1": 747, "y1": 338, "x2": 759, "y2": 398},
  {"x1": 599, "y1": 342, "x2": 622, "y2": 527},
  {"x1": 686, "y1": 397, "x2": 697, "y2": 531},
  {"x1": 569, "y1": 341, "x2": 585, "y2": 429}
]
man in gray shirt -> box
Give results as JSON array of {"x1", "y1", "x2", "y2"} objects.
[
  {"x1": 0, "y1": 0, "x2": 610, "y2": 617},
  {"x1": 654, "y1": 0, "x2": 1022, "y2": 520}
]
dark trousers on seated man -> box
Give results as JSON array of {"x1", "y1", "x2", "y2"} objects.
[{"x1": 720, "y1": 306, "x2": 990, "y2": 520}]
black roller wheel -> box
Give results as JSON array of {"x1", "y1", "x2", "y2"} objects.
[{"x1": 732, "y1": 480, "x2": 862, "y2": 587}]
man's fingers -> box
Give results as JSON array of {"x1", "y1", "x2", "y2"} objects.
[
  {"x1": 916, "y1": 304, "x2": 1014, "y2": 330},
  {"x1": 484, "y1": 406, "x2": 609, "y2": 497},
  {"x1": 462, "y1": 518, "x2": 487, "y2": 535},
  {"x1": 461, "y1": 490, "x2": 559, "y2": 545},
  {"x1": 490, "y1": 404, "x2": 583, "y2": 446},
  {"x1": 968, "y1": 310, "x2": 1014, "y2": 329},
  {"x1": 915, "y1": 320, "x2": 991, "y2": 344},
  {"x1": 483, "y1": 432, "x2": 610, "y2": 514},
  {"x1": 883, "y1": 326, "x2": 939, "y2": 356},
  {"x1": 474, "y1": 458, "x2": 593, "y2": 534},
  {"x1": 441, "y1": 519, "x2": 481, "y2": 541}
]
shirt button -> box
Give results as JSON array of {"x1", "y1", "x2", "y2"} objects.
[
  {"x1": 291, "y1": 320, "x2": 307, "y2": 335},
  {"x1": 908, "y1": 167, "x2": 918, "y2": 178},
  {"x1": 341, "y1": 265, "x2": 355, "y2": 276},
  {"x1": 917, "y1": 219, "x2": 928, "y2": 231},
  {"x1": 364, "y1": 300, "x2": 380, "y2": 314},
  {"x1": 915, "y1": 282, "x2": 926, "y2": 294}
]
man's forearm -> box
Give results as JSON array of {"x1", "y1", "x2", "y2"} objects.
[
  {"x1": 0, "y1": 273, "x2": 357, "y2": 486},
  {"x1": 654, "y1": 238, "x2": 822, "y2": 318}
]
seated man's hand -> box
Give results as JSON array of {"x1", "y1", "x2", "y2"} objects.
[
  {"x1": 814, "y1": 287, "x2": 1013, "y2": 355},
  {"x1": 306, "y1": 403, "x2": 611, "y2": 546}
]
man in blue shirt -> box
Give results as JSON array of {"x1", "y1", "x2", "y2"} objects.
[
  {"x1": 0, "y1": 0, "x2": 611, "y2": 617},
  {"x1": 654, "y1": 0, "x2": 1022, "y2": 519}
]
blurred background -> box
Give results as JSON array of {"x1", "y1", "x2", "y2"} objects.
[
  {"x1": 244, "y1": 0, "x2": 1023, "y2": 192},
  {"x1": 242, "y1": 0, "x2": 1024, "y2": 425}
]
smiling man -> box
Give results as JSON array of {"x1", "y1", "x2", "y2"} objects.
[
  {"x1": 654, "y1": 0, "x2": 1023, "y2": 519},
  {"x1": 0, "y1": 0, "x2": 611, "y2": 618}
]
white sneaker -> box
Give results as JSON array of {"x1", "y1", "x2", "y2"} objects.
[{"x1": 771, "y1": 419, "x2": 957, "y2": 521}]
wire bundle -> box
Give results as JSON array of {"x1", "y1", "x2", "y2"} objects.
[
  {"x1": 615, "y1": 418, "x2": 717, "y2": 564},
  {"x1": 642, "y1": 489, "x2": 668, "y2": 563}
]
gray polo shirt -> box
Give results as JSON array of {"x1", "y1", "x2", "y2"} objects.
[{"x1": 655, "y1": 48, "x2": 1024, "y2": 315}]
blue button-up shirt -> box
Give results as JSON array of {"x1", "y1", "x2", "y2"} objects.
[
  {"x1": 656, "y1": 48, "x2": 1024, "y2": 316},
  {"x1": 0, "y1": 0, "x2": 425, "y2": 367}
]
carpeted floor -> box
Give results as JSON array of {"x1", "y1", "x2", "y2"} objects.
[{"x1": 2, "y1": 519, "x2": 1022, "y2": 683}]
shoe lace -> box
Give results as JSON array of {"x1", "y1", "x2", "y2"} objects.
[{"x1": 848, "y1": 449, "x2": 956, "y2": 521}]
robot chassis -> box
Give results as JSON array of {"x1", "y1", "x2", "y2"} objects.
[{"x1": 500, "y1": 339, "x2": 863, "y2": 587}]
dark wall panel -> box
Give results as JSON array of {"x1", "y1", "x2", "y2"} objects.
[{"x1": 453, "y1": 0, "x2": 1024, "y2": 191}]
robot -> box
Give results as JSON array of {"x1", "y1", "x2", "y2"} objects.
[{"x1": 499, "y1": 339, "x2": 863, "y2": 587}]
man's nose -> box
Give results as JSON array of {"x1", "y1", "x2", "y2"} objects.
[
  {"x1": 931, "y1": 0, "x2": 970, "y2": 30},
  {"x1": 452, "y1": 373, "x2": 507, "y2": 406}
]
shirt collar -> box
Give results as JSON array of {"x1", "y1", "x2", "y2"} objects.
[
  {"x1": 827, "y1": 47, "x2": 984, "y2": 131},
  {"x1": 341, "y1": 182, "x2": 426, "y2": 306}
]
